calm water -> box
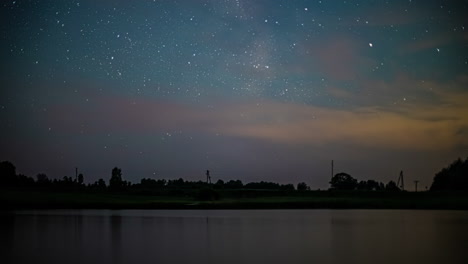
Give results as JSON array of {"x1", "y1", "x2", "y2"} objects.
[{"x1": 1, "y1": 210, "x2": 468, "y2": 264}]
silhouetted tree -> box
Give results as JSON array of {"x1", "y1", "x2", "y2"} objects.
[
  {"x1": 167, "y1": 178, "x2": 185, "y2": 188},
  {"x1": 330, "y1": 172, "x2": 357, "y2": 190},
  {"x1": 225, "y1": 180, "x2": 243, "y2": 189},
  {"x1": 36, "y1": 173, "x2": 48, "y2": 182},
  {"x1": 109, "y1": 167, "x2": 124, "y2": 190},
  {"x1": 430, "y1": 157, "x2": 468, "y2": 191},
  {"x1": 297, "y1": 182, "x2": 309, "y2": 191},
  {"x1": 63, "y1": 176, "x2": 73, "y2": 183},
  {"x1": 77, "y1": 173, "x2": 84, "y2": 185},
  {"x1": 379, "y1": 182, "x2": 385, "y2": 190},
  {"x1": 140, "y1": 178, "x2": 166, "y2": 188},
  {"x1": 0, "y1": 160, "x2": 16, "y2": 186},
  {"x1": 98, "y1": 178, "x2": 106, "y2": 187},
  {"x1": 16, "y1": 174, "x2": 35, "y2": 187},
  {"x1": 357, "y1": 181, "x2": 366, "y2": 190},
  {"x1": 385, "y1": 180, "x2": 400, "y2": 191},
  {"x1": 36, "y1": 173, "x2": 51, "y2": 187},
  {"x1": 280, "y1": 184, "x2": 295, "y2": 191},
  {"x1": 90, "y1": 178, "x2": 107, "y2": 191},
  {"x1": 214, "y1": 179, "x2": 225, "y2": 189},
  {"x1": 357, "y1": 180, "x2": 384, "y2": 191}
]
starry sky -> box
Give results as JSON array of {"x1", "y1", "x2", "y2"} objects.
[{"x1": 1, "y1": 0, "x2": 467, "y2": 189}]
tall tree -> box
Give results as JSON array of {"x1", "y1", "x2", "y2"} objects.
[
  {"x1": 430, "y1": 158, "x2": 468, "y2": 191},
  {"x1": 330, "y1": 172, "x2": 357, "y2": 190},
  {"x1": 77, "y1": 173, "x2": 84, "y2": 185},
  {"x1": 0, "y1": 161, "x2": 17, "y2": 186},
  {"x1": 297, "y1": 182, "x2": 309, "y2": 191},
  {"x1": 109, "y1": 167, "x2": 123, "y2": 190}
]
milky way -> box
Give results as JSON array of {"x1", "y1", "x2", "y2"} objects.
[{"x1": 1, "y1": 0, "x2": 467, "y2": 189}]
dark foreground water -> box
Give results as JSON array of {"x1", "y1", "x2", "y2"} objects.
[{"x1": 1, "y1": 210, "x2": 468, "y2": 264}]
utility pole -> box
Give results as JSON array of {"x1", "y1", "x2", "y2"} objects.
[
  {"x1": 75, "y1": 167, "x2": 78, "y2": 182},
  {"x1": 206, "y1": 170, "x2": 211, "y2": 184},
  {"x1": 329, "y1": 160, "x2": 334, "y2": 188},
  {"x1": 331, "y1": 160, "x2": 334, "y2": 179},
  {"x1": 397, "y1": 170, "x2": 405, "y2": 191},
  {"x1": 414, "y1": 180, "x2": 419, "y2": 192}
]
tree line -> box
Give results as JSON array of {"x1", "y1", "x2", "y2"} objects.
[
  {"x1": 329, "y1": 172, "x2": 401, "y2": 191},
  {"x1": 430, "y1": 157, "x2": 468, "y2": 191},
  {"x1": 0, "y1": 161, "x2": 302, "y2": 194},
  {"x1": 328, "y1": 157, "x2": 468, "y2": 192},
  {"x1": 1, "y1": 157, "x2": 467, "y2": 194}
]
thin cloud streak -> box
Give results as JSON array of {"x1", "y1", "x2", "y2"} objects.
[{"x1": 47, "y1": 82, "x2": 468, "y2": 151}]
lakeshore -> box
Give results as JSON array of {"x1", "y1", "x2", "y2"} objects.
[{"x1": 2, "y1": 189, "x2": 468, "y2": 210}]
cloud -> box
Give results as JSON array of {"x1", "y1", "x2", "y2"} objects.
[
  {"x1": 326, "y1": 71, "x2": 462, "y2": 108},
  {"x1": 46, "y1": 75, "x2": 468, "y2": 152},
  {"x1": 218, "y1": 99, "x2": 467, "y2": 151},
  {"x1": 400, "y1": 34, "x2": 454, "y2": 54}
]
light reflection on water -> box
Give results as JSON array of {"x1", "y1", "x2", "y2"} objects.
[{"x1": 1, "y1": 210, "x2": 468, "y2": 264}]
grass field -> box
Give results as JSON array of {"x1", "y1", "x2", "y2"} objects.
[{"x1": 2, "y1": 189, "x2": 468, "y2": 210}]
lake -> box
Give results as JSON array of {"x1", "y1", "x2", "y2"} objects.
[{"x1": 1, "y1": 210, "x2": 468, "y2": 264}]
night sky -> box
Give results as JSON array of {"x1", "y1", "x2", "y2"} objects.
[{"x1": 1, "y1": 0, "x2": 467, "y2": 189}]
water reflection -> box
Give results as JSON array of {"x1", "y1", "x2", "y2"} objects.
[
  {"x1": 109, "y1": 214, "x2": 122, "y2": 264},
  {"x1": 0, "y1": 213, "x2": 16, "y2": 263},
  {"x1": 1, "y1": 210, "x2": 468, "y2": 264}
]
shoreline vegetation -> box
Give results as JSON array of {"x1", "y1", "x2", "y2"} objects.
[
  {"x1": 2, "y1": 189, "x2": 468, "y2": 210},
  {"x1": 1, "y1": 157, "x2": 468, "y2": 210}
]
